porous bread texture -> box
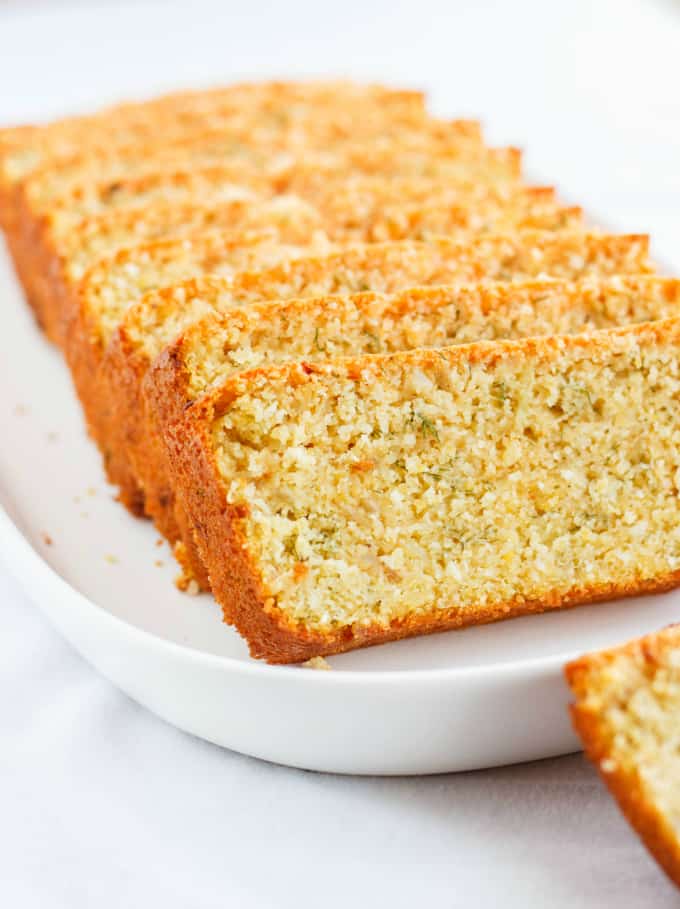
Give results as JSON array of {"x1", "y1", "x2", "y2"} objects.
[
  {"x1": 68, "y1": 228, "x2": 330, "y2": 513},
  {"x1": 108, "y1": 229, "x2": 651, "y2": 534},
  {"x1": 566, "y1": 626, "x2": 680, "y2": 889},
  {"x1": 42, "y1": 171, "x2": 525, "y2": 345},
  {"x1": 80, "y1": 231, "x2": 333, "y2": 347},
  {"x1": 0, "y1": 81, "x2": 429, "y2": 186},
  {"x1": 41, "y1": 196, "x2": 327, "y2": 348},
  {"x1": 158, "y1": 276, "x2": 680, "y2": 405},
  {"x1": 134, "y1": 231, "x2": 647, "y2": 334},
  {"x1": 80, "y1": 186, "x2": 570, "y2": 348},
  {"x1": 175, "y1": 318, "x2": 680, "y2": 662}
]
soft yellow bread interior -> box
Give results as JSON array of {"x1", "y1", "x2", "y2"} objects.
[{"x1": 211, "y1": 324, "x2": 680, "y2": 632}]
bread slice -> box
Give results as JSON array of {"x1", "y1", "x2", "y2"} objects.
[
  {"x1": 162, "y1": 316, "x2": 680, "y2": 661},
  {"x1": 566, "y1": 626, "x2": 680, "y2": 889},
  {"x1": 105, "y1": 230, "x2": 653, "y2": 584},
  {"x1": 149, "y1": 276, "x2": 680, "y2": 592}
]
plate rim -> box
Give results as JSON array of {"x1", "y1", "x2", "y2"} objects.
[{"x1": 0, "y1": 496, "x2": 587, "y2": 686}]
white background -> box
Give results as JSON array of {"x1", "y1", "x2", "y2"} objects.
[{"x1": 1, "y1": 0, "x2": 680, "y2": 905}]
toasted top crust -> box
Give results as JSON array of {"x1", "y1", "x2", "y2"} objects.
[
  {"x1": 121, "y1": 231, "x2": 652, "y2": 357},
  {"x1": 0, "y1": 81, "x2": 429, "y2": 184},
  {"x1": 42, "y1": 147, "x2": 523, "y2": 230},
  {"x1": 22, "y1": 119, "x2": 483, "y2": 207},
  {"x1": 163, "y1": 276, "x2": 680, "y2": 404}
]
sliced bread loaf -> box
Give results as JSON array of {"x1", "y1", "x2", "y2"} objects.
[
  {"x1": 33, "y1": 177, "x2": 537, "y2": 344},
  {"x1": 21, "y1": 118, "x2": 484, "y2": 212},
  {"x1": 12, "y1": 153, "x2": 522, "y2": 343},
  {"x1": 104, "y1": 230, "x2": 652, "y2": 584},
  {"x1": 40, "y1": 146, "x2": 523, "y2": 229},
  {"x1": 60, "y1": 185, "x2": 576, "y2": 486},
  {"x1": 0, "y1": 82, "x2": 428, "y2": 188}
]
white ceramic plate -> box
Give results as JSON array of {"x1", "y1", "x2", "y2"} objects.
[{"x1": 2, "y1": 244, "x2": 679, "y2": 775}]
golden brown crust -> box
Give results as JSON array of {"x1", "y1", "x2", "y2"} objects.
[
  {"x1": 104, "y1": 325, "x2": 189, "y2": 539},
  {"x1": 566, "y1": 628, "x2": 680, "y2": 890}
]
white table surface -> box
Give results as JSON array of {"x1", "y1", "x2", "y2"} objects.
[{"x1": 2, "y1": 0, "x2": 680, "y2": 905}]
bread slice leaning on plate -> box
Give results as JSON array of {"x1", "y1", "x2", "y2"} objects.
[{"x1": 566, "y1": 625, "x2": 680, "y2": 890}]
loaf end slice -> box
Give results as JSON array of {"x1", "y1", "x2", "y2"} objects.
[{"x1": 566, "y1": 626, "x2": 680, "y2": 890}]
